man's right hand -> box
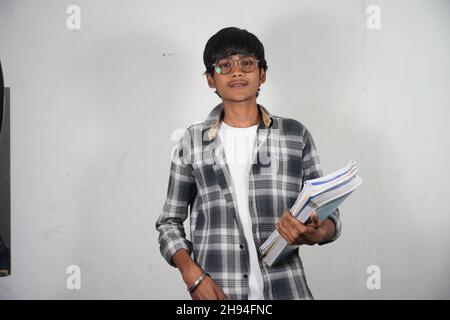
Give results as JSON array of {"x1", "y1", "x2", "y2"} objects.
[
  {"x1": 183, "y1": 269, "x2": 229, "y2": 300},
  {"x1": 172, "y1": 249, "x2": 230, "y2": 300}
]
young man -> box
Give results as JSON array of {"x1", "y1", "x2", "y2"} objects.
[{"x1": 155, "y1": 27, "x2": 342, "y2": 300}]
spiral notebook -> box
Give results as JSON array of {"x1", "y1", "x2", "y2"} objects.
[{"x1": 260, "y1": 160, "x2": 362, "y2": 266}]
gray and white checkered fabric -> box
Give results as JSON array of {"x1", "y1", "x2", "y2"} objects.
[{"x1": 156, "y1": 103, "x2": 341, "y2": 300}]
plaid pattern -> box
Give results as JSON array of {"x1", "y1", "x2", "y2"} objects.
[{"x1": 156, "y1": 103, "x2": 342, "y2": 300}]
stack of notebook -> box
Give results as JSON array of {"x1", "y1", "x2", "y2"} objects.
[{"x1": 260, "y1": 160, "x2": 363, "y2": 266}]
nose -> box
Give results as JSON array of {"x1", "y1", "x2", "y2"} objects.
[{"x1": 230, "y1": 61, "x2": 244, "y2": 77}]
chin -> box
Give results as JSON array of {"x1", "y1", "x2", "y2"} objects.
[
  {"x1": 224, "y1": 92, "x2": 255, "y2": 101},
  {"x1": 226, "y1": 96, "x2": 253, "y2": 103}
]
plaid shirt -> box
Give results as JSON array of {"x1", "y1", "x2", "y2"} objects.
[{"x1": 156, "y1": 103, "x2": 342, "y2": 300}]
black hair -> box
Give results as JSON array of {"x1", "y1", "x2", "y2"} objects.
[{"x1": 203, "y1": 27, "x2": 268, "y2": 98}]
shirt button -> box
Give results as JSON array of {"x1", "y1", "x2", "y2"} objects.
[
  {"x1": 243, "y1": 274, "x2": 248, "y2": 279},
  {"x1": 239, "y1": 244, "x2": 245, "y2": 249}
]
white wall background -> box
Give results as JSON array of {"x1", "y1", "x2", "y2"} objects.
[{"x1": 0, "y1": 0, "x2": 449, "y2": 299}]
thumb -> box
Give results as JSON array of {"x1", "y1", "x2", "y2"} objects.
[{"x1": 310, "y1": 211, "x2": 321, "y2": 227}]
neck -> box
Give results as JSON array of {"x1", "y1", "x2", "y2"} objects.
[{"x1": 222, "y1": 99, "x2": 261, "y2": 128}]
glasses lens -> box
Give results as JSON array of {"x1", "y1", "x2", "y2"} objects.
[
  {"x1": 216, "y1": 58, "x2": 233, "y2": 74},
  {"x1": 240, "y1": 57, "x2": 257, "y2": 72}
]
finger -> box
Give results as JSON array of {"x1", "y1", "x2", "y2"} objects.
[
  {"x1": 304, "y1": 222, "x2": 323, "y2": 238},
  {"x1": 304, "y1": 225, "x2": 317, "y2": 237},
  {"x1": 310, "y1": 212, "x2": 321, "y2": 228},
  {"x1": 204, "y1": 288, "x2": 219, "y2": 300},
  {"x1": 279, "y1": 214, "x2": 291, "y2": 230},
  {"x1": 276, "y1": 220, "x2": 288, "y2": 241},
  {"x1": 276, "y1": 219, "x2": 294, "y2": 244},
  {"x1": 278, "y1": 217, "x2": 291, "y2": 234},
  {"x1": 217, "y1": 287, "x2": 230, "y2": 300},
  {"x1": 303, "y1": 224, "x2": 325, "y2": 243},
  {"x1": 279, "y1": 213, "x2": 308, "y2": 244},
  {"x1": 275, "y1": 221, "x2": 284, "y2": 236},
  {"x1": 281, "y1": 212, "x2": 303, "y2": 234},
  {"x1": 297, "y1": 234, "x2": 316, "y2": 246},
  {"x1": 190, "y1": 292, "x2": 200, "y2": 300},
  {"x1": 294, "y1": 235, "x2": 307, "y2": 246},
  {"x1": 206, "y1": 280, "x2": 221, "y2": 300},
  {"x1": 213, "y1": 285, "x2": 224, "y2": 300},
  {"x1": 283, "y1": 209, "x2": 298, "y2": 223},
  {"x1": 217, "y1": 289, "x2": 228, "y2": 300},
  {"x1": 284, "y1": 213, "x2": 307, "y2": 236}
]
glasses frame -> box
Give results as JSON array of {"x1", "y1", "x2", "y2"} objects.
[{"x1": 211, "y1": 55, "x2": 260, "y2": 75}]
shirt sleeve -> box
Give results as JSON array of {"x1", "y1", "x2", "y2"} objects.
[
  {"x1": 301, "y1": 128, "x2": 342, "y2": 245},
  {"x1": 155, "y1": 129, "x2": 197, "y2": 267}
]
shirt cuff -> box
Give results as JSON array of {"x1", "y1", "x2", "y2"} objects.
[
  {"x1": 160, "y1": 235, "x2": 194, "y2": 268},
  {"x1": 318, "y1": 212, "x2": 342, "y2": 246}
]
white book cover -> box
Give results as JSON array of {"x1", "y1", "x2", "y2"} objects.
[
  {"x1": 260, "y1": 166, "x2": 362, "y2": 266},
  {"x1": 260, "y1": 161, "x2": 358, "y2": 255}
]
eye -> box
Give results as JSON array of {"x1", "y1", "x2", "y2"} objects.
[
  {"x1": 218, "y1": 61, "x2": 232, "y2": 68},
  {"x1": 241, "y1": 58, "x2": 255, "y2": 66}
]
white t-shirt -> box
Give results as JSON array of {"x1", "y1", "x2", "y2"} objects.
[{"x1": 217, "y1": 120, "x2": 265, "y2": 300}]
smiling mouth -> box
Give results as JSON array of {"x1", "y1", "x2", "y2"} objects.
[{"x1": 229, "y1": 83, "x2": 248, "y2": 88}]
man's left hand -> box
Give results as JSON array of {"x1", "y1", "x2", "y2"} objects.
[{"x1": 275, "y1": 209, "x2": 329, "y2": 246}]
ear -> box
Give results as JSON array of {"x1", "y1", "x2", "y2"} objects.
[
  {"x1": 259, "y1": 69, "x2": 266, "y2": 84},
  {"x1": 206, "y1": 73, "x2": 216, "y2": 89}
]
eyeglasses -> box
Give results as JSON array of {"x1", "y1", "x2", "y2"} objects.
[{"x1": 212, "y1": 56, "x2": 260, "y2": 75}]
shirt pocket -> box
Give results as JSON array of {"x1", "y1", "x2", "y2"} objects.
[{"x1": 276, "y1": 139, "x2": 305, "y2": 206}]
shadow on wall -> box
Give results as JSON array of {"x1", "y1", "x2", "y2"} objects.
[{"x1": 0, "y1": 59, "x2": 11, "y2": 277}]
